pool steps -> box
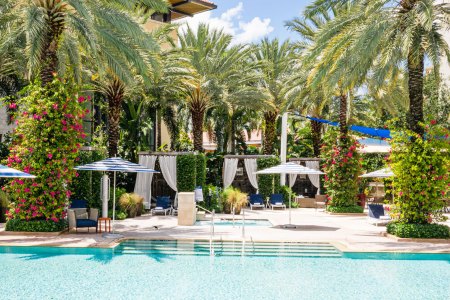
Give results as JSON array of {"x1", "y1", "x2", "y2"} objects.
[{"x1": 115, "y1": 240, "x2": 342, "y2": 258}]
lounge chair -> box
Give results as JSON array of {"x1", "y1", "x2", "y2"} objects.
[
  {"x1": 249, "y1": 194, "x2": 265, "y2": 210},
  {"x1": 269, "y1": 194, "x2": 286, "y2": 210},
  {"x1": 68, "y1": 199, "x2": 99, "y2": 233},
  {"x1": 151, "y1": 196, "x2": 172, "y2": 216},
  {"x1": 368, "y1": 204, "x2": 391, "y2": 226}
]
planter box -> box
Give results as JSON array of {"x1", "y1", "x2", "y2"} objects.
[
  {"x1": 384, "y1": 233, "x2": 450, "y2": 243},
  {"x1": 0, "y1": 230, "x2": 66, "y2": 236}
]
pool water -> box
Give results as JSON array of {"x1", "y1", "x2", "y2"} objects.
[
  {"x1": 0, "y1": 241, "x2": 449, "y2": 300},
  {"x1": 195, "y1": 219, "x2": 272, "y2": 226}
]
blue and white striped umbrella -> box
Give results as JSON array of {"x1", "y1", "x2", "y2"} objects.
[
  {"x1": 0, "y1": 164, "x2": 36, "y2": 178},
  {"x1": 75, "y1": 157, "x2": 158, "y2": 237},
  {"x1": 75, "y1": 157, "x2": 159, "y2": 173},
  {"x1": 255, "y1": 162, "x2": 325, "y2": 175}
]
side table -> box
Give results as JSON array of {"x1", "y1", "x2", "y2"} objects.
[{"x1": 98, "y1": 217, "x2": 111, "y2": 233}]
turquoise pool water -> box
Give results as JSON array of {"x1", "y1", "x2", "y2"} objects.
[
  {"x1": 195, "y1": 219, "x2": 272, "y2": 226},
  {"x1": 0, "y1": 241, "x2": 449, "y2": 300}
]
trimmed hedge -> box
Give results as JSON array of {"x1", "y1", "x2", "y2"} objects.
[
  {"x1": 256, "y1": 157, "x2": 280, "y2": 200},
  {"x1": 69, "y1": 149, "x2": 106, "y2": 209},
  {"x1": 6, "y1": 219, "x2": 67, "y2": 232},
  {"x1": 196, "y1": 153, "x2": 206, "y2": 187},
  {"x1": 177, "y1": 154, "x2": 197, "y2": 192},
  {"x1": 326, "y1": 205, "x2": 364, "y2": 213},
  {"x1": 387, "y1": 222, "x2": 450, "y2": 239}
]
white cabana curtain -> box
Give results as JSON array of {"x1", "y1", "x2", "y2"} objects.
[
  {"x1": 305, "y1": 160, "x2": 321, "y2": 194},
  {"x1": 159, "y1": 155, "x2": 179, "y2": 206},
  {"x1": 244, "y1": 158, "x2": 258, "y2": 192},
  {"x1": 223, "y1": 158, "x2": 238, "y2": 189},
  {"x1": 134, "y1": 155, "x2": 157, "y2": 209},
  {"x1": 288, "y1": 161, "x2": 299, "y2": 188}
]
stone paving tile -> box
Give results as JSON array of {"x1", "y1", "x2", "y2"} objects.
[{"x1": 0, "y1": 209, "x2": 449, "y2": 253}]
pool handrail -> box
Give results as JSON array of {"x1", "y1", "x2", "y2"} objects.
[{"x1": 197, "y1": 204, "x2": 215, "y2": 256}]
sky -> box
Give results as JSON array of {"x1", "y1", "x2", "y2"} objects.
[{"x1": 175, "y1": 0, "x2": 312, "y2": 45}]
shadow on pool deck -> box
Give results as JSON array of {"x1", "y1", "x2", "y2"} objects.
[{"x1": 272, "y1": 225, "x2": 339, "y2": 231}]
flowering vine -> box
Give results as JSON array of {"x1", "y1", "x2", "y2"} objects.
[
  {"x1": 4, "y1": 78, "x2": 87, "y2": 222},
  {"x1": 389, "y1": 121, "x2": 450, "y2": 224},
  {"x1": 321, "y1": 129, "x2": 362, "y2": 208}
]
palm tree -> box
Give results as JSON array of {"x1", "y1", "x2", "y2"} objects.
[
  {"x1": 304, "y1": 0, "x2": 450, "y2": 135},
  {"x1": 251, "y1": 38, "x2": 297, "y2": 154},
  {"x1": 179, "y1": 24, "x2": 258, "y2": 152},
  {"x1": 1, "y1": 0, "x2": 168, "y2": 85}
]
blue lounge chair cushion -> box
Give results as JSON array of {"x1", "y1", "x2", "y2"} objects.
[
  {"x1": 71, "y1": 199, "x2": 87, "y2": 209},
  {"x1": 155, "y1": 196, "x2": 171, "y2": 209},
  {"x1": 76, "y1": 219, "x2": 97, "y2": 228},
  {"x1": 270, "y1": 194, "x2": 284, "y2": 205},
  {"x1": 249, "y1": 194, "x2": 264, "y2": 205},
  {"x1": 368, "y1": 204, "x2": 385, "y2": 219}
]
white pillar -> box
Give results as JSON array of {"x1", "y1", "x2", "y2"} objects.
[
  {"x1": 178, "y1": 192, "x2": 196, "y2": 226},
  {"x1": 101, "y1": 174, "x2": 109, "y2": 218},
  {"x1": 280, "y1": 112, "x2": 288, "y2": 186}
]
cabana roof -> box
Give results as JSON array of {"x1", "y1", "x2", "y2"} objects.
[{"x1": 169, "y1": 0, "x2": 217, "y2": 20}]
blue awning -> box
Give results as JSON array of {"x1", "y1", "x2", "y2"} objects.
[{"x1": 306, "y1": 116, "x2": 391, "y2": 139}]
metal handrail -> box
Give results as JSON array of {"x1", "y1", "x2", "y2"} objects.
[{"x1": 197, "y1": 204, "x2": 215, "y2": 256}]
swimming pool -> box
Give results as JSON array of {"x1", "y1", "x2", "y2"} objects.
[
  {"x1": 0, "y1": 241, "x2": 449, "y2": 300},
  {"x1": 195, "y1": 219, "x2": 272, "y2": 226}
]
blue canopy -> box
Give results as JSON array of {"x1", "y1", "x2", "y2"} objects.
[
  {"x1": 307, "y1": 116, "x2": 391, "y2": 139},
  {"x1": 75, "y1": 157, "x2": 158, "y2": 173},
  {"x1": 0, "y1": 164, "x2": 36, "y2": 178}
]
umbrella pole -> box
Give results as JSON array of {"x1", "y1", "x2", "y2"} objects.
[
  {"x1": 112, "y1": 171, "x2": 116, "y2": 233},
  {"x1": 289, "y1": 196, "x2": 292, "y2": 225}
]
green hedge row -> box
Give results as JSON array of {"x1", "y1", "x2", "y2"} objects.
[
  {"x1": 177, "y1": 154, "x2": 197, "y2": 192},
  {"x1": 387, "y1": 222, "x2": 450, "y2": 239},
  {"x1": 256, "y1": 157, "x2": 280, "y2": 200},
  {"x1": 6, "y1": 219, "x2": 67, "y2": 232},
  {"x1": 326, "y1": 205, "x2": 364, "y2": 213},
  {"x1": 196, "y1": 153, "x2": 206, "y2": 187}
]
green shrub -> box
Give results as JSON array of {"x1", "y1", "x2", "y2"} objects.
[
  {"x1": 203, "y1": 184, "x2": 223, "y2": 213},
  {"x1": 6, "y1": 219, "x2": 67, "y2": 232},
  {"x1": 326, "y1": 205, "x2": 364, "y2": 213},
  {"x1": 387, "y1": 222, "x2": 450, "y2": 239},
  {"x1": 69, "y1": 149, "x2": 107, "y2": 209},
  {"x1": 196, "y1": 153, "x2": 206, "y2": 187},
  {"x1": 256, "y1": 157, "x2": 280, "y2": 199},
  {"x1": 177, "y1": 154, "x2": 197, "y2": 192},
  {"x1": 205, "y1": 153, "x2": 223, "y2": 186},
  {"x1": 277, "y1": 185, "x2": 295, "y2": 205},
  {"x1": 108, "y1": 209, "x2": 127, "y2": 220},
  {"x1": 118, "y1": 193, "x2": 144, "y2": 218}
]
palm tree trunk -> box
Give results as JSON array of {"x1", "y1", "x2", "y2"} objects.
[
  {"x1": 263, "y1": 112, "x2": 278, "y2": 154},
  {"x1": 339, "y1": 91, "x2": 348, "y2": 141},
  {"x1": 106, "y1": 79, "x2": 125, "y2": 157},
  {"x1": 40, "y1": 3, "x2": 66, "y2": 86},
  {"x1": 310, "y1": 119, "x2": 322, "y2": 157},
  {"x1": 191, "y1": 109, "x2": 204, "y2": 152},
  {"x1": 407, "y1": 51, "x2": 425, "y2": 135}
]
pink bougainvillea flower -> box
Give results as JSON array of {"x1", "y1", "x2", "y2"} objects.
[
  {"x1": 430, "y1": 119, "x2": 437, "y2": 125},
  {"x1": 61, "y1": 119, "x2": 67, "y2": 125},
  {"x1": 9, "y1": 103, "x2": 17, "y2": 109},
  {"x1": 24, "y1": 188, "x2": 30, "y2": 193},
  {"x1": 47, "y1": 153, "x2": 53, "y2": 159},
  {"x1": 14, "y1": 208, "x2": 20, "y2": 214},
  {"x1": 77, "y1": 96, "x2": 85, "y2": 103}
]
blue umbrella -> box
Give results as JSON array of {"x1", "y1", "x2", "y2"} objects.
[
  {"x1": 0, "y1": 164, "x2": 36, "y2": 178},
  {"x1": 75, "y1": 157, "x2": 159, "y2": 235}
]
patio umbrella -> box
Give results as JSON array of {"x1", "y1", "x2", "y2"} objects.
[
  {"x1": 359, "y1": 168, "x2": 394, "y2": 178},
  {"x1": 75, "y1": 157, "x2": 159, "y2": 237},
  {"x1": 0, "y1": 164, "x2": 36, "y2": 178},
  {"x1": 255, "y1": 162, "x2": 325, "y2": 227}
]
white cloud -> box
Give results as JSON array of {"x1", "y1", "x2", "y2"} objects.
[{"x1": 175, "y1": 2, "x2": 273, "y2": 45}]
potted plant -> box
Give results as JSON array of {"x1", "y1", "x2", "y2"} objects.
[{"x1": 222, "y1": 187, "x2": 248, "y2": 214}]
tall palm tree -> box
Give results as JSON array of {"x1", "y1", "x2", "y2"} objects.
[
  {"x1": 251, "y1": 38, "x2": 297, "y2": 154},
  {"x1": 1, "y1": 0, "x2": 168, "y2": 85},
  {"x1": 304, "y1": 0, "x2": 450, "y2": 135},
  {"x1": 179, "y1": 24, "x2": 258, "y2": 151}
]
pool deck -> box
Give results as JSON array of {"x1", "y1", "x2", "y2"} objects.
[{"x1": 0, "y1": 208, "x2": 449, "y2": 253}]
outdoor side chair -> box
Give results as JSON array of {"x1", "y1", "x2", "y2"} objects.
[
  {"x1": 67, "y1": 200, "x2": 99, "y2": 233},
  {"x1": 269, "y1": 194, "x2": 286, "y2": 210},
  {"x1": 249, "y1": 194, "x2": 265, "y2": 210},
  {"x1": 368, "y1": 204, "x2": 391, "y2": 226},
  {"x1": 151, "y1": 196, "x2": 172, "y2": 216}
]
